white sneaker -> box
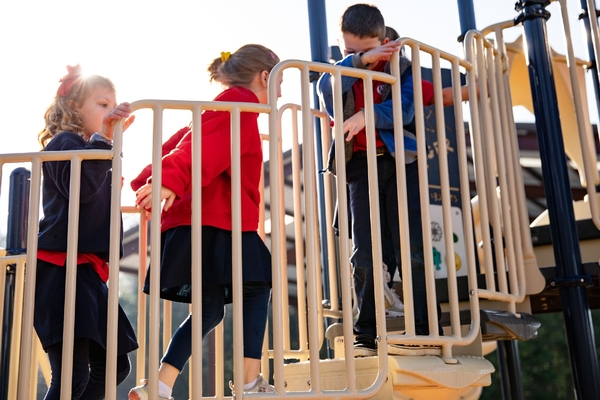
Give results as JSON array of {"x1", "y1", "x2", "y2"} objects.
[
  {"x1": 383, "y1": 286, "x2": 404, "y2": 317},
  {"x1": 388, "y1": 343, "x2": 442, "y2": 356},
  {"x1": 128, "y1": 379, "x2": 174, "y2": 400},
  {"x1": 229, "y1": 374, "x2": 274, "y2": 398}
]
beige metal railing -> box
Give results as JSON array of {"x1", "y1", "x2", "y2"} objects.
[
  {"x1": 462, "y1": 30, "x2": 529, "y2": 313},
  {"x1": 1, "y1": 32, "x2": 539, "y2": 398},
  {"x1": 126, "y1": 99, "x2": 273, "y2": 400},
  {"x1": 482, "y1": 1, "x2": 600, "y2": 234},
  {"x1": 556, "y1": 0, "x2": 600, "y2": 229},
  {"x1": 0, "y1": 148, "x2": 124, "y2": 400},
  {"x1": 393, "y1": 39, "x2": 482, "y2": 358}
]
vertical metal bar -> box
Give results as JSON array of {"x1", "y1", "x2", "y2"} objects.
[
  {"x1": 515, "y1": 1, "x2": 600, "y2": 398},
  {"x1": 6, "y1": 168, "x2": 30, "y2": 254},
  {"x1": 268, "y1": 64, "x2": 285, "y2": 395},
  {"x1": 330, "y1": 66, "x2": 357, "y2": 391},
  {"x1": 230, "y1": 107, "x2": 244, "y2": 397},
  {"x1": 289, "y1": 106, "x2": 309, "y2": 357},
  {"x1": 579, "y1": 0, "x2": 600, "y2": 122},
  {"x1": 135, "y1": 212, "x2": 148, "y2": 384},
  {"x1": 457, "y1": 0, "x2": 477, "y2": 40},
  {"x1": 190, "y1": 104, "x2": 203, "y2": 400},
  {"x1": 307, "y1": 0, "x2": 332, "y2": 335},
  {"x1": 496, "y1": 340, "x2": 525, "y2": 400},
  {"x1": 17, "y1": 158, "x2": 42, "y2": 400},
  {"x1": 59, "y1": 156, "x2": 83, "y2": 400},
  {"x1": 1, "y1": 168, "x2": 29, "y2": 400},
  {"x1": 105, "y1": 121, "x2": 124, "y2": 400},
  {"x1": 148, "y1": 105, "x2": 164, "y2": 400},
  {"x1": 301, "y1": 63, "x2": 323, "y2": 393}
]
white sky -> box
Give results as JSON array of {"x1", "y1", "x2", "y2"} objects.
[{"x1": 0, "y1": 0, "x2": 597, "y2": 234}]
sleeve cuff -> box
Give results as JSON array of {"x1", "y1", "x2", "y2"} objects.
[
  {"x1": 352, "y1": 52, "x2": 370, "y2": 69},
  {"x1": 89, "y1": 132, "x2": 112, "y2": 146}
]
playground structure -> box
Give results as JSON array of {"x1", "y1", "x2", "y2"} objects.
[{"x1": 1, "y1": 0, "x2": 600, "y2": 399}]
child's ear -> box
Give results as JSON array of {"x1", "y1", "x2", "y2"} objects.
[
  {"x1": 382, "y1": 37, "x2": 390, "y2": 45},
  {"x1": 261, "y1": 70, "x2": 269, "y2": 87}
]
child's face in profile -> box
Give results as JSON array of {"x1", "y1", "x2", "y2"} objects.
[
  {"x1": 339, "y1": 32, "x2": 383, "y2": 58},
  {"x1": 79, "y1": 85, "x2": 117, "y2": 139}
]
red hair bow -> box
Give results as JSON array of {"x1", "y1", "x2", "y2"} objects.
[{"x1": 57, "y1": 64, "x2": 83, "y2": 97}]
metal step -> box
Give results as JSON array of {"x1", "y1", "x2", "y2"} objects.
[{"x1": 325, "y1": 309, "x2": 540, "y2": 345}]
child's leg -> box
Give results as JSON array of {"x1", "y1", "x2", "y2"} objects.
[
  {"x1": 346, "y1": 158, "x2": 378, "y2": 338},
  {"x1": 159, "y1": 284, "x2": 226, "y2": 386},
  {"x1": 241, "y1": 282, "x2": 271, "y2": 383},
  {"x1": 391, "y1": 161, "x2": 442, "y2": 335},
  {"x1": 43, "y1": 338, "x2": 90, "y2": 400},
  {"x1": 381, "y1": 220, "x2": 399, "y2": 288},
  {"x1": 80, "y1": 340, "x2": 131, "y2": 399}
]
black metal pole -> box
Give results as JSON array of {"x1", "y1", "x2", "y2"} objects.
[
  {"x1": 579, "y1": 0, "x2": 600, "y2": 127},
  {"x1": 307, "y1": 0, "x2": 334, "y2": 356},
  {"x1": 515, "y1": 1, "x2": 600, "y2": 398},
  {"x1": 1, "y1": 167, "x2": 30, "y2": 399},
  {"x1": 457, "y1": 0, "x2": 477, "y2": 41},
  {"x1": 497, "y1": 340, "x2": 525, "y2": 400},
  {"x1": 307, "y1": 1, "x2": 331, "y2": 300}
]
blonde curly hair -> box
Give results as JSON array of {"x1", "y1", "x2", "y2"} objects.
[{"x1": 38, "y1": 75, "x2": 115, "y2": 149}]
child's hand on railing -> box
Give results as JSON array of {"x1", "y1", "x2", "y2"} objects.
[{"x1": 135, "y1": 183, "x2": 176, "y2": 213}]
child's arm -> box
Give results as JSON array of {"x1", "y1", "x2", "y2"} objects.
[
  {"x1": 342, "y1": 70, "x2": 415, "y2": 142},
  {"x1": 130, "y1": 126, "x2": 191, "y2": 191},
  {"x1": 317, "y1": 55, "x2": 361, "y2": 117},
  {"x1": 371, "y1": 77, "x2": 415, "y2": 130},
  {"x1": 318, "y1": 44, "x2": 402, "y2": 118},
  {"x1": 423, "y1": 78, "x2": 476, "y2": 108},
  {"x1": 318, "y1": 41, "x2": 406, "y2": 125},
  {"x1": 158, "y1": 109, "x2": 259, "y2": 198},
  {"x1": 440, "y1": 85, "x2": 470, "y2": 106},
  {"x1": 343, "y1": 78, "x2": 415, "y2": 142},
  {"x1": 357, "y1": 40, "x2": 403, "y2": 68}
]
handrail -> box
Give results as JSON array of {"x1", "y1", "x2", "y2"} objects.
[
  {"x1": 558, "y1": 0, "x2": 600, "y2": 230},
  {"x1": 464, "y1": 29, "x2": 529, "y2": 311},
  {"x1": 1, "y1": 31, "x2": 540, "y2": 396}
]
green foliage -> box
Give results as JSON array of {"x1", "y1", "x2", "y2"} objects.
[{"x1": 480, "y1": 310, "x2": 600, "y2": 400}]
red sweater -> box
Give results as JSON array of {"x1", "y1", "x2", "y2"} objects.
[{"x1": 131, "y1": 87, "x2": 263, "y2": 232}]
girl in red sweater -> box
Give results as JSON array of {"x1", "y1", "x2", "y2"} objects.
[{"x1": 129, "y1": 44, "x2": 282, "y2": 400}]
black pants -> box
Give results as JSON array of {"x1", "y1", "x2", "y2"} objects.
[
  {"x1": 44, "y1": 338, "x2": 130, "y2": 400},
  {"x1": 347, "y1": 156, "x2": 437, "y2": 336}
]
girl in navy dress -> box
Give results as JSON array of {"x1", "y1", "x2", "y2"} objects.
[{"x1": 35, "y1": 65, "x2": 138, "y2": 399}]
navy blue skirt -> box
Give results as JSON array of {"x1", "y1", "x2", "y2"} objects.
[
  {"x1": 33, "y1": 259, "x2": 138, "y2": 355},
  {"x1": 142, "y1": 225, "x2": 272, "y2": 303}
]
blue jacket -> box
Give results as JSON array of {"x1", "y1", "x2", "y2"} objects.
[{"x1": 317, "y1": 53, "x2": 416, "y2": 161}]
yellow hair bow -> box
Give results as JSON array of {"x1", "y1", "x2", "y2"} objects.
[{"x1": 220, "y1": 51, "x2": 231, "y2": 62}]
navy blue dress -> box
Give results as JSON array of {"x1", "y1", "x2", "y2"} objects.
[
  {"x1": 34, "y1": 132, "x2": 137, "y2": 355},
  {"x1": 142, "y1": 225, "x2": 272, "y2": 304}
]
